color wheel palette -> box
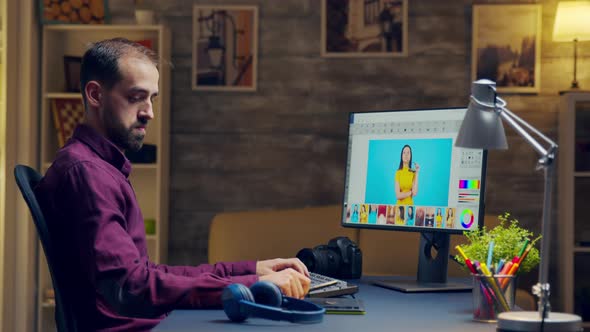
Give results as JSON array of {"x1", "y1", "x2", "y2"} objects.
[{"x1": 460, "y1": 209, "x2": 474, "y2": 228}]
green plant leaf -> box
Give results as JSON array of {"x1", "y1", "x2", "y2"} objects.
[{"x1": 455, "y1": 212, "x2": 540, "y2": 275}]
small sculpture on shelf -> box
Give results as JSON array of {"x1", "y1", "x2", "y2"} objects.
[
  {"x1": 43, "y1": 288, "x2": 55, "y2": 306},
  {"x1": 134, "y1": 0, "x2": 156, "y2": 25},
  {"x1": 144, "y1": 218, "x2": 156, "y2": 235}
]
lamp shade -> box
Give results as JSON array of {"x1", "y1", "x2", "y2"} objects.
[
  {"x1": 553, "y1": 1, "x2": 590, "y2": 42},
  {"x1": 455, "y1": 80, "x2": 508, "y2": 150}
]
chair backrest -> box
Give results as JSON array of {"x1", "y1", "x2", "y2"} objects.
[{"x1": 14, "y1": 165, "x2": 77, "y2": 332}]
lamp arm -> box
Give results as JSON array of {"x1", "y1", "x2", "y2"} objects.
[
  {"x1": 536, "y1": 154, "x2": 555, "y2": 318},
  {"x1": 497, "y1": 104, "x2": 557, "y2": 319},
  {"x1": 467, "y1": 81, "x2": 576, "y2": 322},
  {"x1": 497, "y1": 109, "x2": 548, "y2": 157},
  {"x1": 497, "y1": 102, "x2": 557, "y2": 149}
]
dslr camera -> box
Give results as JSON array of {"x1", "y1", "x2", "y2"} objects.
[{"x1": 296, "y1": 236, "x2": 362, "y2": 279}]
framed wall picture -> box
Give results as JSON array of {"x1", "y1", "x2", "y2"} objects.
[
  {"x1": 321, "y1": 0, "x2": 408, "y2": 58},
  {"x1": 51, "y1": 98, "x2": 84, "y2": 147},
  {"x1": 471, "y1": 4, "x2": 542, "y2": 93},
  {"x1": 39, "y1": 0, "x2": 110, "y2": 24},
  {"x1": 192, "y1": 5, "x2": 258, "y2": 91},
  {"x1": 64, "y1": 56, "x2": 82, "y2": 92}
]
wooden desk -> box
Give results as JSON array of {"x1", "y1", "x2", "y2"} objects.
[{"x1": 154, "y1": 278, "x2": 497, "y2": 332}]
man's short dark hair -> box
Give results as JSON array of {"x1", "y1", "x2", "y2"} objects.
[{"x1": 80, "y1": 38, "x2": 158, "y2": 106}]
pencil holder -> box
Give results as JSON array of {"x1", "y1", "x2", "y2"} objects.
[{"x1": 472, "y1": 274, "x2": 516, "y2": 322}]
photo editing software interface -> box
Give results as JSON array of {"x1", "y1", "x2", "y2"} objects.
[{"x1": 342, "y1": 108, "x2": 486, "y2": 234}]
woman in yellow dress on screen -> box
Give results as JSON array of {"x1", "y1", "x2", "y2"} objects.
[
  {"x1": 395, "y1": 144, "x2": 420, "y2": 205},
  {"x1": 359, "y1": 204, "x2": 369, "y2": 223},
  {"x1": 435, "y1": 208, "x2": 443, "y2": 228},
  {"x1": 445, "y1": 208, "x2": 455, "y2": 228}
]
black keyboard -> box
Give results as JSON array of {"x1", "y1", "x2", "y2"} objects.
[
  {"x1": 307, "y1": 272, "x2": 359, "y2": 298},
  {"x1": 310, "y1": 272, "x2": 339, "y2": 290}
]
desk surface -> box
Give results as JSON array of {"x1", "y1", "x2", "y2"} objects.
[{"x1": 154, "y1": 278, "x2": 498, "y2": 332}]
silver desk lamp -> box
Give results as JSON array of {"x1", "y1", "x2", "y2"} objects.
[{"x1": 455, "y1": 79, "x2": 582, "y2": 332}]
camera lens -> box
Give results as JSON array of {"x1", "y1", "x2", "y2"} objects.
[
  {"x1": 297, "y1": 246, "x2": 341, "y2": 277},
  {"x1": 296, "y1": 248, "x2": 317, "y2": 272}
]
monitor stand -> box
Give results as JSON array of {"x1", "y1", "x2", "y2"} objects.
[{"x1": 372, "y1": 232, "x2": 472, "y2": 293}]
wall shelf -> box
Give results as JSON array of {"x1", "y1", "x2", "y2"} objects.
[
  {"x1": 558, "y1": 92, "x2": 590, "y2": 325},
  {"x1": 44, "y1": 92, "x2": 82, "y2": 99}
]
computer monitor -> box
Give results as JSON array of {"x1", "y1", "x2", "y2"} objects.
[{"x1": 341, "y1": 108, "x2": 487, "y2": 292}]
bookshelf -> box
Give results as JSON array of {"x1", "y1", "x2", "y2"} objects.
[
  {"x1": 38, "y1": 24, "x2": 170, "y2": 332},
  {"x1": 558, "y1": 91, "x2": 590, "y2": 327}
]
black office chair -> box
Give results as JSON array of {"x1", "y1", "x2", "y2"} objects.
[{"x1": 14, "y1": 165, "x2": 77, "y2": 332}]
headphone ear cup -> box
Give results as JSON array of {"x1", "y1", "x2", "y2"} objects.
[
  {"x1": 222, "y1": 284, "x2": 255, "y2": 322},
  {"x1": 250, "y1": 281, "x2": 283, "y2": 308}
]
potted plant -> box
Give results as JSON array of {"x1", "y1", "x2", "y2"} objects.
[
  {"x1": 456, "y1": 213, "x2": 541, "y2": 321},
  {"x1": 455, "y1": 212, "x2": 541, "y2": 275}
]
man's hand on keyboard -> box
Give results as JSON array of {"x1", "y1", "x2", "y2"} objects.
[
  {"x1": 259, "y1": 268, "x2": 311, "y2": 299},
  {"x1": 256, "y1": 258, "x2": 310, "y2": 277}
]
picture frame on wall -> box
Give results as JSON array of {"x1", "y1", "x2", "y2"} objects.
[
  {"x1": 471, "y1": 4, "x2": 542, "y2": 93},
  {"x1": 192, "y1": 5, "x2": 258, "y2": 91},
  {"x1": 39, "y1": 0, "x2": 110, "y2": 24},
  {"x1": 321, "y1": 0, "x2": 408, "y2": 58},
  {"x1": 51, "y1": 98, "x2": 84, "y2": 147}
]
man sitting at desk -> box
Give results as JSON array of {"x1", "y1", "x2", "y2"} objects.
[{"x1": 35, "y1": 38, "x2": 310, "y2": 332}]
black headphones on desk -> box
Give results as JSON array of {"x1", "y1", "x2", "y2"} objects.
[{"x1": 222, "y1": 281, "x2": 325, "y2": 323}]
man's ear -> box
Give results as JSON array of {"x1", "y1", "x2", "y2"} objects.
[{"x1": 85, "y1": 81, "x2": 102, "y2": 107}]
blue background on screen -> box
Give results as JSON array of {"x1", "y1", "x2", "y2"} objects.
[{"x1": 365, "y1": 138, "x2": 453, "y2": 206}]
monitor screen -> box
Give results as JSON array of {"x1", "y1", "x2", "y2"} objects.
[
  {"x1": 340, "y1": 108, "x2": 487, "y2": 292},
  {"x1": 341, "y1": 108, "x2": 486, "y2": 234}
]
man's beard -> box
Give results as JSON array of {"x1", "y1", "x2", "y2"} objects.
[{"x1": 104, "y1": 108, "x2": 146, "y2": 152}]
